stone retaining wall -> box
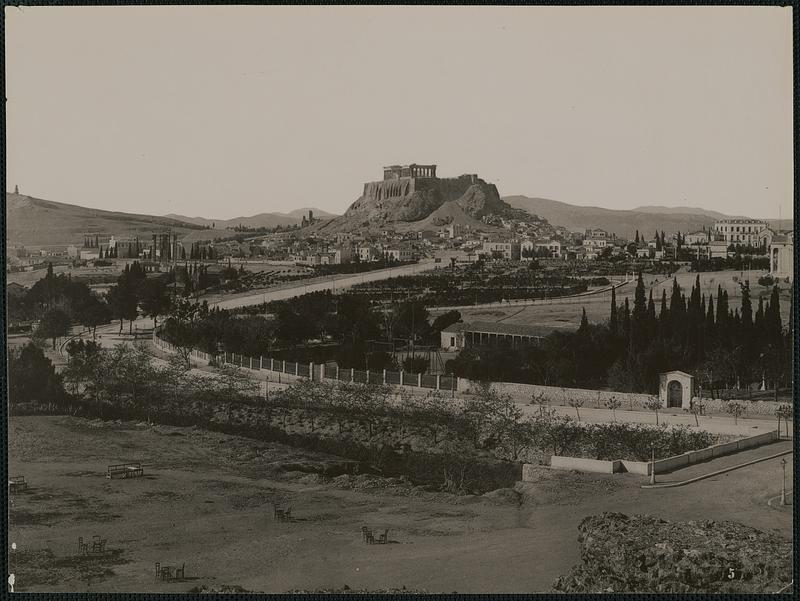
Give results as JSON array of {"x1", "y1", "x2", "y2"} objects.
[{"x1": 534, "y1": 429, "x2": 781, "y2": 477}]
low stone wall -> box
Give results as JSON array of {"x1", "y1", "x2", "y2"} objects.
[
  {"x1": 536, "y1": 429, "x2": 780, "y2": 477},
  {"x1": 692, "y1": 397, "x2": 788, "y2": 416},
  {"x1": 549, "y1": 456, "x2": 621, "y2": 474},
  {"x1": 460, "y1": 379, "x2": 654, "y2": 409}
]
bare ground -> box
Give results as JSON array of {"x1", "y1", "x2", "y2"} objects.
[{"x1": 8, "y1": 415, "x2": 792, "y2": 593}]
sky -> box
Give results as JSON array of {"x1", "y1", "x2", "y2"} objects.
[{"x1": 4, "y1": 5, "x2": 793, "y2": 220}]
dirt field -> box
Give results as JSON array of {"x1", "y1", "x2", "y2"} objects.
[
  {"x1": 451, "y1": 270, "x2": 791, "y2": 332},
  {"x1": 8, "y1": 415, "x2": 792, "y2": 593}
]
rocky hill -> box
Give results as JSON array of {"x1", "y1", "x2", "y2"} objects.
[
  {"x1": 553, "y1": 513, "x2": 792, "y2": 593},
  {"x1": 6, "y1": 193, "x2": 201, "y2": 246},
  {"x1": 317, "y1": 174, "x2": 532, "y2": 234}
]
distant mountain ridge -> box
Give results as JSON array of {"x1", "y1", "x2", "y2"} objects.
[
  {"x1": 503, "y1": 196, "x2": 731, "y2": 238},
  {"x1": 164, "y1": 207, "x2": 338, "y2": 230},
  {"x1": 632, "y1": 205, "x2": 740, "y2": 220}
]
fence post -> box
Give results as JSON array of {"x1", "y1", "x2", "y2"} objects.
[
  {"x1": 436, "y1": 374, "x2": 441, "y2": 390},
  {"x1": 309, "y1": 362, "x2": 314, "y2": 381},
  {"x1": 366, "y1": 370, "x2": 370, "y2": 384},
  {"x1": 400, "y1": 371, "x2": 404, "y2": 386},
  {"x1": 295, "y1": 363, "x2": 299, "y2": 376},
  {"x1": 350, "y1": 368, "x2": 355, "y2": 383},
  {"x1": 260, "y1": 356, "x2": 263, "y2": 370},
  {"x1": 383, "y1": 369, "x2": 387, "y2": 384},
  {"x1": 282, "y1": 360, "x2": 286, "y2": 373},
  {"x1": 334, "y1": 365, "x2": 339, "y2": 381},
  {"x1": 418, "y1": 373, "x2": 422, "y2": 387},
  {"x1": 270, "y1": 358, "x2": 274, "y2": 371},
  {"x1": 250, "y1": 357, "x2": 254, "y2": 370}
]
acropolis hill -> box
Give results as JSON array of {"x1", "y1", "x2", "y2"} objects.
[{"x1": 319, "y1": 163, "x2": 520, "y2": 232}]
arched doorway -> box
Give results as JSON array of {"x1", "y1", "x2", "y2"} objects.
[{"x1": 667, "y1": 380, "x2": 683, "y2": 408}]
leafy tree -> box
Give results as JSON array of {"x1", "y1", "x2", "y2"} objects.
[
  {"x1": 8, "y1": 343, "x2": 66, "y2": 404},
  {"x1": 35, "y1": 307, "x2": 72, "y2": 349},
  {"x1": 725, "y1": 400, "x2": 746, "y2": 425},
  {"x1": 138, "y1": 278, "x2": 172, "y2": 330}
]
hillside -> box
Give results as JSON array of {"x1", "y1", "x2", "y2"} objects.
[
  {"x1": 6, "y1": 193, "x2": 201, "y2": 246},
  {"x1": 395, "y1": 200, "x2": 501, "y2": 233},
  {"x1": 633, "y1": 205, "x2": 738, "y2": 219},
  {"x1": 503, "y1": 196, "x2": 720, "y2": 238},
  {"x1": 164, "y1": 207, "x2": 338, "y2": 230},
  {"x1": 165, "y1": 213, "x2": 302, "y2": 230}
]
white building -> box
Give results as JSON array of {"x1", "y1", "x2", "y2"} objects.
[
  {"x1": 482, "y1": 240, "x2": 521, "y2": 261},
  {"x1": 685, "y1": 231, "x2": 711, "y2": 245},
  {"x1": 713, "y1": 219, "x2": 768, "y2": 246},
  {"x1": 383, "y1": 247, "x2": 413, "y2": 262},
  {"x1": 358, "y1": 245, "x2": 380, "y2": 262},
  {"x1": 535, "y1": 239, "x2": 561, "y2": 258},
  {"x1": 769, "y1": 232, "x2": 793, "y2": 280}
]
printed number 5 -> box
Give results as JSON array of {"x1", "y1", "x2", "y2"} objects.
[{"x1": 728, "y1": 568, "x2": 735, "y2": 580}]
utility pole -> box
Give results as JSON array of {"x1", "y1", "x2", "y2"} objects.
[{"x1": 781, "y1": 457, "x2": 787, "y2": 505}]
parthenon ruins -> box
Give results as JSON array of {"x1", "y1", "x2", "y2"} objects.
[{"x1": 383, "y1": 164, "x2": 437, "y2": 180}]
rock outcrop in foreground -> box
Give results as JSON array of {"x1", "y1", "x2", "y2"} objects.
[{"x1": 553, "y1": 512, "x2": 792, "y2": 594}]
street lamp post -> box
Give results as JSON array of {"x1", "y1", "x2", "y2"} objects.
[
  {"x1": 781, "y1": 457, "x2": 787, "y2": 505},
  {"x1": 649, "y1": 447, "x2": 656, "y2": 485}
]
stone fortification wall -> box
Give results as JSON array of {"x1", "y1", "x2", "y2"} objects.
[{"x1": 361, "y1": 174, "x2": 489, "y2": 205}]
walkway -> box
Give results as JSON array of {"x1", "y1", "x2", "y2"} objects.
[
  {"x1": 642, "y1": 440, "x2": 794, "y2": 487},
  {"x1": 201, "y1": 261, "x2": 438, "y2": 310}
]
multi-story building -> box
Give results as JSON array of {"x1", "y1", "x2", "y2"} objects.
[
  {"x1": 582, "y1": 229, "x2": 610, "y2": 257},
  {"x1": 685, "y1": 231, "x2": 711, "y2": 245},
  {"x1": 482, "y1": 240, "x2": 521, "y2": 261},
  {"x1": 383, "y1": 247, "x2": 413, "y2": 262},
  {"x1": 358, "y1": 245, "x2": 381, "y2": 262},
  {"x1": 713, "y1": 219, "x2": 768, "y2": 246},
  {"x1": 535, "y1": 239, "x2": 561, "y2": 258}
]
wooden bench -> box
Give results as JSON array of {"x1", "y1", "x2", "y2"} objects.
[
  {"x1": 78, "y1": 535, "x2": 107, "y2": 555},
  {"x1": 8, "y1": 476, "x2": 27, "y2": 493},
  {"x1": 155, "y1": 562, "x2": 185, "y2": 581},
  {"x1": 106, "y1": 463, "x2": 143, "y2": 479}
]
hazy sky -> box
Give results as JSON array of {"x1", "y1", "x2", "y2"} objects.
[{"x1": 5, "y1": 6, "x2": 793, "y2": 219}]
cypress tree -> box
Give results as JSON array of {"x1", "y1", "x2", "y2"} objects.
[
  {"x1": 609, "y1": 286, "x2": 618, "y2": 336},
  {"x1": 740, "y1": 281, "x2": 753, "y2": 331},
  {"x1": 579, "y1": 307, "x2": 589, "y2": 333},
  {"x1": 622, "y1": 297, "x2": 631, "y2": 350}
]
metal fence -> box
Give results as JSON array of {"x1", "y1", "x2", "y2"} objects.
[{"x1": 153, "y1": 330, "x2": 457, "y2": 392}]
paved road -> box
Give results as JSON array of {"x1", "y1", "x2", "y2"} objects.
[{"x1": 203, "y1": 260, "x2": 439, "y2": 310}]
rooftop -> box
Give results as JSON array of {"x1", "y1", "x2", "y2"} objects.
[{"x1": 442, "y1": 320, "x2": 557, "y2": 338}]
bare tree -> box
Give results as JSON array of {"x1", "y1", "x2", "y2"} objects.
[
  {"x1": 604, "y1": 396, "x2": 621, "y2": 422},
  {"x1": 642, "y1": 396, "x2": 663, "y2": 426}
]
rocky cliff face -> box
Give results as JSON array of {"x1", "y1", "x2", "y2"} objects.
[
  {"x1": 553, "y1": 513, "x2": 792, "y2": 593},
  {"x1": 335, "y1": 174, "x2": 515, "y2": 229}
]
